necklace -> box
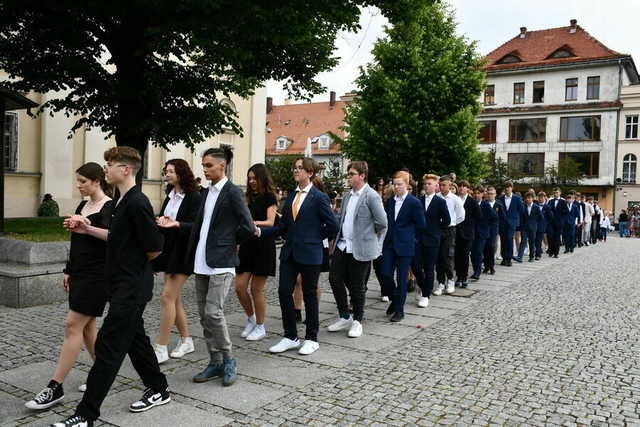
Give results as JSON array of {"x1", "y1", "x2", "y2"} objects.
[{"x1": 86, "y1": 195, "x2": 107, "y2": 207}]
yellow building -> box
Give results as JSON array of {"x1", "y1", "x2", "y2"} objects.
[{"x1": 1, "y1": 82, "x2": 266, "y2": 217}]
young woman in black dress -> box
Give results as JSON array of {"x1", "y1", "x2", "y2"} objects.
[
  {"x1": 152, "y1": 159, "x2": 202, "y2": 363},
  {"x1": 235, "y1": 163, "x2": 277, "y2": 341},
  {"x1": 26, "y1": 162, "x2": 112, "y2": 410}
]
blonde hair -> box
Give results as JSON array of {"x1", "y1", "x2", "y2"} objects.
[
  {"x1": 423, "y1": 173, "x2": 439, "y2": 182},
  {"x1": 392, "y1": 171, "x2": 410, "y2": 185}
]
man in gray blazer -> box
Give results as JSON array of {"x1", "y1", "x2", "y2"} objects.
[
  {"x1": 328, "y1": 161, "x2": 387, "y2": 338},
  {"x1": 186, "y1": 147, "x2": 255, "y2": 387}
]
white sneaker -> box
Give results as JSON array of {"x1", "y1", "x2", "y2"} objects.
[
  {"x1": 78, "y1": 384, "x2": 86, "y2": 392},
  {"x1": 170, "y1": 337, "x2": 194, "y2": 358},
  {"x1": 417, "y1": 296, "x2": 429, "y2": 308},
  {"x1": 445, "y1": 280, "x2": 455, "y2": 294},
  {"x1": 496, "y1": 255, "x2": 502, "y2": 261},
  {"x1": 381, "y1": 295, "x2": 390, "y2": 302},
  {"x1": 241, "y1": 317, "x2": 256, "y2": 338},
  {"x1": 269, "y1": 337, "x2": 300, "y2": 353},
  {"x1": 154, "y1": 344, "x2": 169, "y2": 364},
  {"x1": 246, "y1": 324, "x2": 266, "y2": 341},
  {"x1": 348, "y1": 320, "x2": 363, "y2": 338},
  {"x1": 327, "y1": 316, "x2": 352, "y2": 332},
  {"x1": 298, "y1": 340, "x2": 320, "y2": 355},
  {"x1": 433, "y1": 283, "x2": 444, "y2": 296}
]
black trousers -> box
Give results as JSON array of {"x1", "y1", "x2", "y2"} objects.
[
  {"x1": 279, "y1": 258, "x2": 321, "y2": 341},
  {"x1": 436, "y1": 226, "x2": 456, "y2": 284},
  {"x1": 454, "y1": 234, "x2": 473, "y2": 281},
  {"x1": 419, "y1": 244, "x2": 439, "y2": 297},
  {"x1": 483, "y1": 235, "x2": 496, "y2": 270},
  {"x1": 548, "y1": 223, "x2": 562, "y2": 256},
  {"x1": 76, "y1": 303, "x2": 167, "y2": 421},
  {"x1": 329, "y1": 249, "x2": 371, "y2": 322},
  {"x1": 372, "y1": 255, "x2": 387, "y2": 296}
]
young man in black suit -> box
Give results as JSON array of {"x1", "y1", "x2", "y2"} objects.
[
  {"x1": 546, "y1": 187, "x2": 568, "y2": 258},
  {"x1": 417, "y1": 174, "x2": 450, "y2": 307},
  {"x1": 186, "y1": 147, "x2": 255, "y2": 386},
  {"x1": 515, "y1": 191, "x2": 541, "y2": 262},
  {"x1": 454, "y1": 180, "x2": 481, "y2": 288},
  {"x1": 483, "y1": 187, "x2": 503, "y2": 275},
  {"x1": 471, "y1": 185, "x2": 497, "y2": 280}
]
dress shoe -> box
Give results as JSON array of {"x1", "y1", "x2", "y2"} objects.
[
  {"x1": 505, "y1": 259, "x2": 512, "y2": 266},
  {"x1": 535, "y1": 256, "x2": 541, "y2": 261},
  {"x1": 564, "y1": 249, "x2": 570, "y2": 254},
  {"x1": 489, "y1": 268, "x2": 495, "y2": 275},
  {"x1": 460, "y1": 281, "x2": 468, "y2": 289},
  {"x1": 470, "y1": 274, "x2": 480, "y2": 281},
  {"x1": 500, "y1": 259, "x2": 508, "y2": 266},
  {"x1": 390, "y1": 312, "x2": 404, "y2": 322},
  {"x1": 553, "y1": 254, "x2": 559, "y2": 258},
  {"x1": 528, "y1": 257, "x2": 534, "y2": 262},
  {"x1": 407, "y1": 279, "x2": 416, "y2": 293},
  {"x1": 386, "y1": 303, "x2": 394, "y2": 316},
  {"x1": 513, "y1": 257, "x2": 523, "y2": 263},
  {"x1": 482, "y1": 267, "x2": 489, "y2": 274}
]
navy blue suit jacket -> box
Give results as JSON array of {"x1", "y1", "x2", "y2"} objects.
[
  {"x1": 383, "y1": 194, "x2": 426, "y2": 257},
  {"x1": 261, "y1": 186, "x2": 338, "y2": 265},
  {"x1": 564, "y1": 202, "x2": 581, "y2": 227},
  {"x1": 418, "y1": 194, "x2": 450, "y2": 248},
  {"x1": 497, "y1": 194, "x2": 524, "y2": 230},
  {"x1": 547, "y1": 197, "x2": 569, "y2": 226},
  {"x1": 521, "y1": 203, "x2": 542, "y2": 234},
  {"x1": 535, "y1": 201, "x2": 553, "y2": 233},
  {"x1": 476, "y1": 200, "x2": 498, "y2": 240}
]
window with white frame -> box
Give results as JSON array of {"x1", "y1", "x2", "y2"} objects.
[
  {"x1": 318, "y1": 135, "x2": 331, "y2": 150},
  {"x1": 623, "y1": 153, "x2": 637, "y2": 184},
  {"x1": 626, "y1": 115, "x2": 639, "y2": 139},
  {"x1": 276, "y1": 137, "x2": 288, "y2": 150},
  {"x1": 3, "y1": 112, "x2": 18, "y2": 171}
]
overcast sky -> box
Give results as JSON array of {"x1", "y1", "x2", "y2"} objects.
[{"x1": 265, "y1": 0, "x2": 640, "y2": 105}]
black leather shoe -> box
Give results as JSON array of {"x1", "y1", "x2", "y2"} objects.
[
  {"x1": 482, "y1": 267, "x2": 489, "y2": 274},
  {"x1": 460, "y1": 281, "x2": 469, "y2": 288},
  {"x1": 553, "y1": 254, "x2": 559, "y2": 258},
  {"x1": 386, "y1": 303, "x2": 394, "y2": 316},
  {"x1": 407, "y1": 279, "x2": 415, "y2": 293},
  {"x1": 470, "y1": 274, "x2": 480, "y2": 281},
  {"x1": 489, "y1": 268, "x2": 495, "y2": 275},
  {"x1": 564, "y1": 249, "x2": 570, "y2": 254},
  {"x1": 535, "y1": 256, "x2": 541, "y2": 260},
  {"x1": 513, "y1": 257, "x2": 523, "y2": 263},
  {"x1": 506, "y1": 259, "x2": 512, "y2": 266},
  {"x1": 500, "y1": 260, "x2": 508, "y2": 266},
  {"x1": 390, "y1": 312, "x2": 404, "y2": 322},
  {"x1": 528, "y1": 257, "x2": 534, "y2": 262}
]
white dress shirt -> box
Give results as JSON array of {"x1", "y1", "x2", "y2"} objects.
[
  {"x1": 394, "y1": 192, "x2": 407, "y2": 220},
  {"x1": 194, "y1": 176, "x2": 236, "y2": 276},
  {"x1": 504, "y1": 195, "x2": 512, "y2": 211},
  {"x1": 526, "y1": 203, "x2": 532, "y2": 215},
  {"x1": 163, "y1": 189, "x2": 185, "y2": 219},
  {"x1": 337, "y1": 187, "x2": 363, "y2": 253},
  {"x1": 488, "y1": 200, "x2": 495, "y2": 208},
  {"x1": 439, "y1": 192, "x2": 465, "y2": 227},
  {"x1": 424, "y1": 193, "x2": 435, "y2": 212},
  {"x1": 293, "y1": 182, "x2": 314, "y2": 212}
]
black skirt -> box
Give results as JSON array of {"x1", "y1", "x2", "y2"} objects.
[
  {"x1": 237, "y1": 235, "x2": 276, "y2": 277},
  {"x1": 152, "y1": 227, "x2": 193, "y2": 275}
]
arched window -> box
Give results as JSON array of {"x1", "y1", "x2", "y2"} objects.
[
  {"x1": 623, "y1": 153, "x2": 637, "y2": 183},
  {"x1": 220, "y1": 98, "x2": 237, "y2": 112},
  {"x1": 496, "y1": 54, "x2": 522, "y2": 64}
]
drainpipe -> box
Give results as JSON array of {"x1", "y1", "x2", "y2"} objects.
[{"x1": 613, "y1": 59, "x2": 623, "y2": 215}]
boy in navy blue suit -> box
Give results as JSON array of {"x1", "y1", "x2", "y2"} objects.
[
  {"x1": 382, "y1": 171, "x2": 426, "y2": 322},
  {"x1": 470, "y1": 185, "x2": 497, "y2": 280},
  {"x1": 535, "y1": 192, "x2": 552, "y2": 260},
  {"x1": 483, "y1": 186, "x2": 503, "y2": 275},
  {"x1": 497, "y1": 181, "x2": 524, "y2": 266},
  {"x1": 547, "y1": 187, "x2": 569, "y2": 257},
  {"x1": 563, "y1": 191, "x2": 582, "y2": 253},
  {"x1": 515, "y1": 191, "x2": 541, "y2": 262}
]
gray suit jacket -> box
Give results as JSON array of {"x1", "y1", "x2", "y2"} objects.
[
  {"x1": 186, "y1": 180, "x2": 255, "y2": 269},
  {"x1": 331, "y1": 184, "x2": 387, "y2": 261}
]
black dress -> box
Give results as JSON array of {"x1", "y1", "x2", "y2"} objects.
[
  {"x1": 238, "y1": 192, "x2": 277, "y2": 276},
  {"x1": 65, "y1": 200, "x2": 112, "y2": 317},
  {"x1": 152, "y1": 190, "x2": 202, "y2": 275}
]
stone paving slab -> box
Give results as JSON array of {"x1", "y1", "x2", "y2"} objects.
[
  {"x1": 0, "y1": 390, "x2": 28, "y2": 424},
  {"x1": 269, "y1": 342, "x2": 367, "y2": 368},
  {"x1": 101, "y1": 389, "x2": 232, "y2": 427},
  {"x1": 168, "y1": 366, "x2": 287, "y2": 414},
  {"x1": 0, "y1": 361, "x2": 89, "y2": 397},
  {"x1": 233, "y1": 350, "x2": 327, "y2": 388},
  {"x1": 316, "y1": 328, "x2": 403, "y2": 352}
]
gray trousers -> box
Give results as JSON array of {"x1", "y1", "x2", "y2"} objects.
[{"x1": 195, "y1": 273, "x2": 233, "y2": 362}]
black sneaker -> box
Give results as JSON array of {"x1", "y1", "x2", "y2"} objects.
[
  {"x1": 129, "y1": 387, "x2": 171, "y2": 413},
  {"x1": 50, "y1": 415, "x2": 93, "y2": 427},
  {"x1": 26, "y1": 381, "x2": 64, "y2": 410}
]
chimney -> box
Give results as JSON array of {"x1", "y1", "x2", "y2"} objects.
[
  {"x1": 569, "y1": 19, "x2": 577, "y2": 33},
  {"x1": 266, "y1": 97, "x2": 273, "y2": 114},
  {"x1": 519, "y1": 27, "x2": 527, "y2": 38},
  {"x1": 329, "y1": 91, "x2": 336, "y2": 107}
]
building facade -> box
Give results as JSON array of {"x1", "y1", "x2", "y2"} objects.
[
  {"x1": 615, "y1": 84, "x2": 640, "y2": 217},
  {"x1": 1, "y1": 78, "x2": 266, "y2": 217},
  {"x1": 265, "y1": 92, "x2": 350, "y2": 176},
  {"x1": 478, "y1": 20, "x2": 639, "y2": 213}
]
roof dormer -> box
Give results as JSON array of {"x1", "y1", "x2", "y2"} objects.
[
  {"x1": 496, "y1": 50, "x2": 522, "y2": 65},
  {"x1": 547, "y1": 45, "x2": 576, "y2": 59}
]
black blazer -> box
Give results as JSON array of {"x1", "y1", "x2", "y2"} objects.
[
  {"x1": 520, "y1": 203, "x2": 542, "y2": 234},
  {"x1": 547, "y1": 197, "x2": 569, "y2": 226},
  {"x1": 418, "y1": 194, "x2": 450, "y2": 248},
  {"x1": 159, "y1": 190, "x2": 202, "y2": 233},
  {"x1": 186, "y1": 180, "x2": 255, "y2": 269},
  {"x1": 457, "y1": 195, "x2": 481, "y2": 241}
]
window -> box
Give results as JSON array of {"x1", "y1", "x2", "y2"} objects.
[
  {"x1": 532, "y1": 81, "x2": 544, "y2": 103},
  {"x1": 276, "y1": 137, "x2": 288, "y2": 151},
  {"x1": 318, "y1": 135, "x2": 330, "y2": 150},
  {"x1": 565, "y1": 78, "x2": 578, "y2": 101},
  {"x1": 560, "y1": 116, "x2": 601, "y2": 141},
  {"x1": 623, "y1": 153, "x2": 637, "y2": 184},
  {"x1": 478, "y1": 120, "x2": 496, "y2": 143},
  {"x1": 587, "y1": 76, "x2": 600, "y2": 100},
  {"x1": 626, "y1": 115, "x2": 639, "y2": 139},
  {"x1": 559, "y1": 152, "x2": 600, "y2": 177},
  {"x1": 3, "y1": 112, "x2": 18, "y2": 172},
  {"x1": 548, "y1": 48, "x2": 575, "y2": 59},
  {"x1": 513, "y1": 82, "x2": 525, "y2": 104},
  {"x1": 508, "y1": 153, "x2": 545, "y2": 177},
  {"x1": 509, "y1": 118, "x2": 546, "y2": 142},
  {"x1": 497, "y1": 54, "x2": 521, "y2": 64},
  {"x1": 484, "y1": 85, "x2": 495, "y2": 105}
]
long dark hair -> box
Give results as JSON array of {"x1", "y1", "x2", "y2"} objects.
[
  {"x1": 76, "y1": 162, "x2": 112, "y2": 198},
  {"x1": 246, "y1": 163, "x2": 276, "y2": 203},
  {"x1": 164, "y1": 158, "x2": 198, "y2": 194}
]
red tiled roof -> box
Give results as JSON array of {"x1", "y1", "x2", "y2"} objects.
[
  {"x1": 483, "y1": 25, "x2": 626, "y2": 72},
  {"x1": 265, "y1": 101, "x2": 346, "y2": 155},
  {"x1": 481, "y1": 101, "x2": 622, "y2": 115}
]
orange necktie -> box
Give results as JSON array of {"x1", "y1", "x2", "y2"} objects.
[{"x1": 292, "y1": 190, "x2": 305, "y2": 220}]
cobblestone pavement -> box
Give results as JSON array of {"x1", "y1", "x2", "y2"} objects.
[{"x1": 1, "y1": 236, "x2": 639, "y2": 426}]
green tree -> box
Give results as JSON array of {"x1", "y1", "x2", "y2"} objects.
[
  {"x1": 543, "y1": 157, "x2": 583, "y2": 189},
  {"x1": 340, "y1": 0, "x2": 487, "y2": 182},
  {"x1": 321, "y1": 160, "x2": 346, "y2": 195},
  {"x1": 0, "y1": 0, "x2": 406, "y2": 182},
  {"x1": 482, "y1": 148, "x2": 515, "y2": 193},
  {"x1": 265, "y1": 155, "x2": 297, "y2": 192}
]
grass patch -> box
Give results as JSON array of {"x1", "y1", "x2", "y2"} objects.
[{"x1": 4, "y1": 217, "x2": 70, "y2": 242}]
